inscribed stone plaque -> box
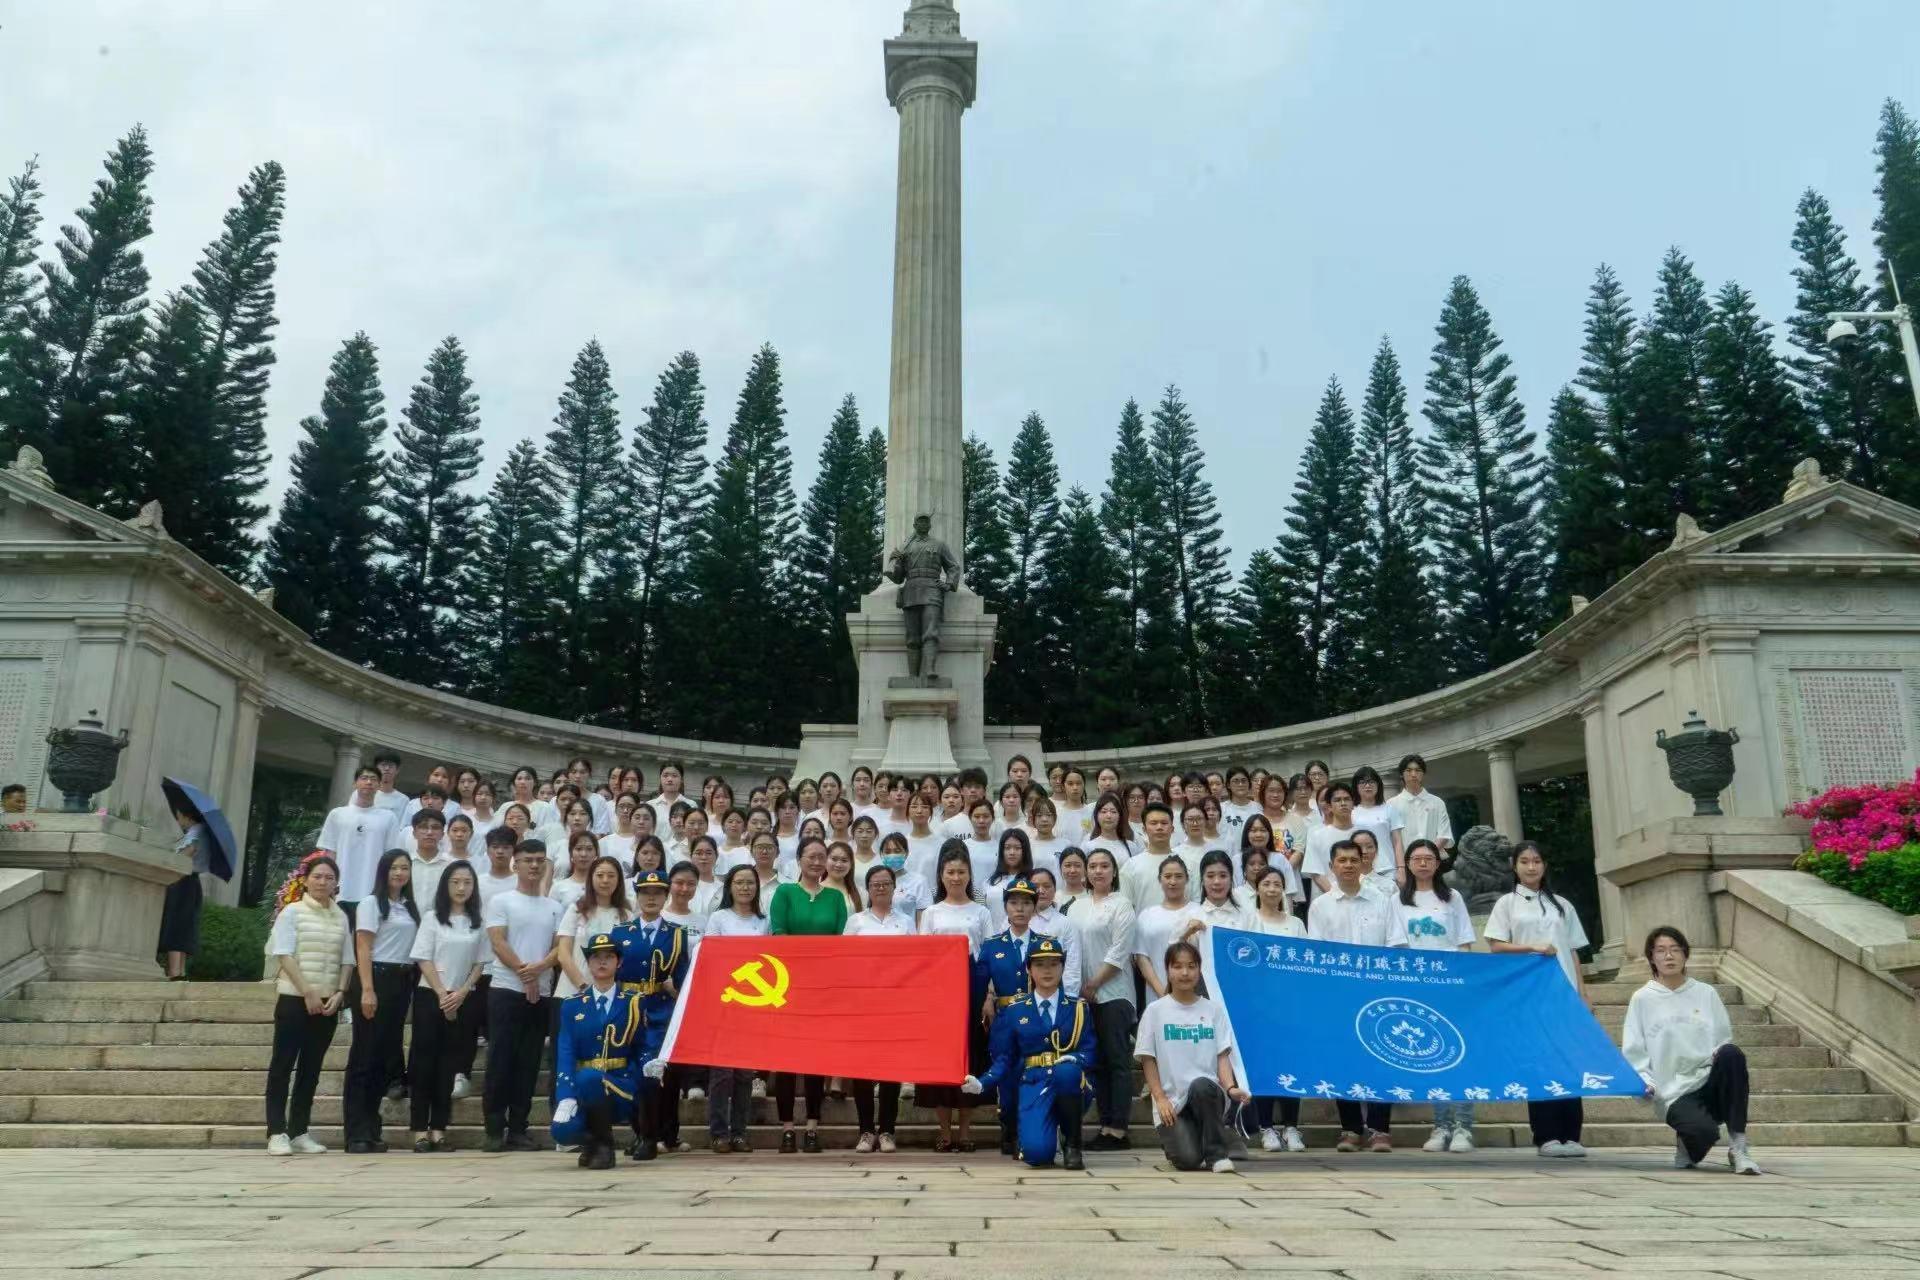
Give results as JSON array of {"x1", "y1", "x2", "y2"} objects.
[
  {"x1": 1795, "y1": 671, "x2": 1909, "y2": 789},
  {"x1": 0, "y1": 663, "x2": 31, "y2": 782}
]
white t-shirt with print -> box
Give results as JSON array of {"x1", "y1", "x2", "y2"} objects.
[
  {"x1": 1395, "y1": 888, "x2": 1475, "y2": 950},
  {"x1": 1133, "y1": 993, "x2": 1233, "y2": 1114}
]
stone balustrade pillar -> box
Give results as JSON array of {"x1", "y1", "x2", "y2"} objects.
[
  {"x1": 1486, "y1": 739, "x2": 1523, "y2": 841},
  {"x1": 327, "y1": 736, "x2": 362, "y2": 810}
]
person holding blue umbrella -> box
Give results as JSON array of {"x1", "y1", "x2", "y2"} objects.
[{"x1": 158, "y1": 777, "x2": 237, "y2": 981}]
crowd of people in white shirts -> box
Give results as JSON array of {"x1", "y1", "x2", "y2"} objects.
[{"x1": 256, "y1": 750, "x2": 1758, "y2": 1175}]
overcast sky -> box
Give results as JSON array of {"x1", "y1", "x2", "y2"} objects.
[{"x1": 4, "y1": 2, "x2": 1916, "y2": 565}]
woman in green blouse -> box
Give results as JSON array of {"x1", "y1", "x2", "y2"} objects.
[{"x1": 768, "y1": 836, "x2": 848, "y2": 1151}]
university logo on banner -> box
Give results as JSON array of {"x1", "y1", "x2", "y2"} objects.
[{"x1": 1205, "y1": 928, "x2": 1641, "y2": 1105}]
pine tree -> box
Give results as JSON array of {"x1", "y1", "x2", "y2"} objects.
[
  {"x1": 463, "y1": 438, "x2": 562, "y2": 711},
  {"x1": 1349, "y1": 339, "x2": 1442, "y2": 702},
  {"x1": 261, "y1": 333, "x2": 388, "y2": 660},
  {"x1": 1620, "y1": 249, "x2": 1712, "y2": 560},
  {"x1": 1419, "y1": 275, "x2": 1545, "y2": 676},
  {"x1": 27, "y1": 127, "x2": 155, "y2": 509},
  {"x1": 1703, "y1": 282, "x2": 1817, "y2": 522},
  {"x1": 992, "y1": 411, "x2": 1062, "y2": 724},
  {"x1": 376, "y1": 336, "x2": 483, "y2": 686},
  {"x1": 154, "y1": 160, "x2": 285, "y2": 575},
  {"x1": 0, "y1": 158, "x2": 45, "y2": 458},
  {"x1": 674, "y1": 344, "x2": 801, "y2": 742},
  {"x1": 1872, "y1": 98, "x2": 1920, "y2": 503},
  {"x1": 1576, "y1": 264, "x2": 1638, "y2": 460},
  {"x1": 618, "y1": 350, "x2": 709, "y2": 728},
  {"x1": 1236, "y1": 549, "x2": 1314, "y2": 731},
  {"x1": 1541, "y1": 388, "x2": 1618, "y2": 611},
  {"x1": 961, "y1": 433, "x2": 1013, "y2": 610},
  {"x1": 123, "y1": 293, "x2": 212, "y2": 535},
  {"x1": 1097, "y1": 397, "x2": 1177, "y2": 741},
  {"x1": 1274, "y1": 377, "x2": 1364, "y2": 715},
  {"x1": 1148, "y1": 385, "x2": 1234, "y2": 737},
  {"x1": 795, "y1": 394, "x2": 884, "y2": 722},
  {"x1": 1787, "y1": 188, "x2": 1893, "y2": 488},
  {"x1": 864, "y1": 426, "x2": 888, "y2": 551},
  {"x1": 1032, "y1": 487, "x2": 1132, "y2": 747},
  {"x1": 543, "y1": 339, "x2": 623, "y2": 715}
]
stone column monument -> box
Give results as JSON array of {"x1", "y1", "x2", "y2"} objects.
[{"x1": 843, "y1": 0, "x2": 998, "y2": 776}]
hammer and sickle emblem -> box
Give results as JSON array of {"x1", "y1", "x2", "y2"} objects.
[{"x1": 721, "y1": 953, "x2": 790, "y2": 1008}]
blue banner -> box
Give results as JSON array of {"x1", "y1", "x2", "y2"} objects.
[{"x1": 1203, "y1": 928, "x2": 1643, "y2": 1105}]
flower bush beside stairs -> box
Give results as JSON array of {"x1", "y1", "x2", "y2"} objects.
[{"x1": 1790, "y1": 770, "x2": 1920, "y2": 916}]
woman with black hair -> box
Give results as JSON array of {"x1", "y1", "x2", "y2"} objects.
[
  {"x1": 986, "y1": 828, "x2": 1036, "y2": 930},
  {"x1": 1239, "y1": 815, "x2": 1303, "y2": 904},
  {"x1": 1394, "y1": 839, "x2": 1477, "y2": 1152},
  {"x1": 265, "y1": 855, "x2": 351, "y2": 1155},
  {"x1": 1486, "y1": 840, "x2": 1592, "y2": 1157},
  {"x1": 1350, "y1": 766, "x2": 1407, "y2": 888},
  {"x1": 1084, "y1": 791, "x2": 1137, "y2": 866},
  {"x1": 917, "y1": 842, "x2": 993, "y2": 1152},
  {"x1": 705, "y1": 865, "x2": 771, "y2": 1152},
  {"x1": 1077, "y1": 848, "x2": 1137, "y2": 1149},
  {"x1": 409, "y1": 860, "x2": 486, "y2": 1151},
  {"x1": 1244, "y1": 865, "x2": 1308, "y2": 1152},
  {"x1": 1191, "y1": 849, "x2": 1254, "y2": 933},
  {"x1": 344, "y1": 848, "x2": 420, "y2": 1153},
  {"x1": 843, "y1": 863, "x2": 914, "y2": 1153},
  {"x1": 1134, "y1": 940, "x2": 1248, "y2": 1173}
]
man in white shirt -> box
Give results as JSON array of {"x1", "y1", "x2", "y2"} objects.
[
  {"x1": 1120, "y1": 805, "x2": 1185, "y2": 910},
  {"x1": 408, "y1": 810, "x2": 456, "y2": 912},
  {"x1": 1388, "y1": 753, "x2": 1454, "y2": 853},
  {"x1": 1306, "y1": 842, "x2": 1409, "y2": 948},
  {"x1": 1303, "y1": 783, "x2": 1374, "y2": 893},
  {"x1": 369, "y1": 752, "x2": 408, "y2": 818},
  {"x1": 648, "y1": 761, "x2": 687, "y2": 830},
  {"x1": 482, "y1": 839, "x2": 562, "y2": 1151},
  {"x1": 318, "y1": 766, "x2": 402, "y2": 917}
]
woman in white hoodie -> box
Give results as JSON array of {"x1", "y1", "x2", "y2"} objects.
[{"x1": 1622, "y1": 925, "x2": 1760, "y2": 1175}]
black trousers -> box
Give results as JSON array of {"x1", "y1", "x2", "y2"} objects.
[
  {"x1": 1528, "y1": 1096, "x2": 1584, "y2": 1146},
  {"x1": 1667, "y1": 1046, "x2": 1751, "y2": 1163},
  {"x1": 775, "y1": 1072, "x2": 825, "y2": 1124},
  {"x1": 1158, "y1": 1076, "x2": 1235, "y2": 1170},
  {"x1": 456, "y1": 975, "x2": 490, "y2": 1076},
  {"x1": 1090, "y1": 999, "x2": 1136, "y2": 1132},
  {"x1": 409, "y1": 985, "x2": 482, "y2": 1132},
  {"x1": 1250, "y1": 1096, "x2": 1301, "y2": 1129},
  {"x1": 483, "y1": 987, "x2": 549, "y2": 1136},
  {"x1": 265, "y1": 994, "x2": 338, "y2": 1138},
  {"x1": 343, "y1": 963, "x2": 415, "y2": 1143},
  {"x1": 852, "y1": 1080, "x2": 901, "y2": 1135},
  {"x1": 1336, "y1": 1100, "x2": 1393, "y2": 1134}
]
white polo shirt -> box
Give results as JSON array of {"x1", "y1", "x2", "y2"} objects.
[
  {"x1": 1306, "y1": 881, "x2": 1409, "y2": 947},
  {"x1": 1388, "y1": 787, "x2": 1454, "y2": 848}
]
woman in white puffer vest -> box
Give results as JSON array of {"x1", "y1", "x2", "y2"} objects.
[{"x1": 265, "y1": 855, "x2": 353, "y2": 1155}]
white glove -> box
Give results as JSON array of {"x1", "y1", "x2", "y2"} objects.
[
  {"x1": 642, "y1": 1056, "x2": 667, "y2": 1080},
  {"x1": 959, "y1": 1075, "x2": 983, "y2": 1095},
  {"x1": 552, "y1": 1098, "x2": 578, "y2": 1125}
]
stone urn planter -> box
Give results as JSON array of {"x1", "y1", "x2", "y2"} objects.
[
  {"x1": 44, "y1": 710, "x2": 129, "y2": 812},
  {"x1": 1655, "y1": 710, "x2": 1740, "y2": 817}
]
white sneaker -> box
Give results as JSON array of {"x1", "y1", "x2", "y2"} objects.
[
  {"x1": 751, "y1": 1077, "x2": 767, "y2": 1099},
  {"x1": 1422, "y1": 1126, "x2": 1449, "y2": 1152},
  {"x1": 266, "y1": 1133, "x2": 293, "y2": 1156},
  {"x1": 1259, "y1": 1127, "x2": 1282, "y2": 1152},
  {"x1": 878, "y1": 1133, "x2": 897, "y2": 1153},
  {"x1": 1728, "y1": 1140, "x2": 1761, "y2": 1176},
  {"x1": 1537, "y1": 1140, "x2": 1565, "y2": 1157},
  {"x1": 1447, "y1": 1128, "x2": 1475, "y2": 1153},
  {"x1": 854, "y1": 1132, "x2": 876, "y2": 1154},
  {"x1": 289, "y1": 1133, "x2": 328, "y2": 1154},
  {"x1": 1281, "y1": 1127, "x2": 1306, "y2": 1152},
  {"x1": 1210, "y1": 1157, "x2": 1236, "y2": 1173},
  {"x1": 686, "y1": 1087, "x2": 706, "y2": 1100},
  {"x1": 1674, "y1": 1136, "x2": 1695, "y2": 1169},
  {"x1": 450, "y1": 1073, "x2": 470, "y2": 1100},
  {"x1": 1559, "y1": 1140, "x2": 1587, "y2": 1158}
]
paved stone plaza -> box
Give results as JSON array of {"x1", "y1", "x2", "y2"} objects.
[{"x1": 4, "y1": 1146, "x2": 1920, "y2": 1279}]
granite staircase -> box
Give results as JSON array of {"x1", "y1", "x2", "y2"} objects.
[{"x1": 0, "y1": 967, "x2": 1907, "y2": 1149}]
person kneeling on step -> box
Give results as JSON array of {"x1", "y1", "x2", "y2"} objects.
[
  {"x1": 1133, "y1": 940, "x2": 1249, "y2": 1173},
  {"x1": 550, "y1": 934, "x2": 644, "y2": 1170},
  {"x1": 1623, "y1": 925, "x2": 1761, "y2": 1176},
  {"x1": 961, "y1": 936, "x2": 1091, "y2": 1170}
]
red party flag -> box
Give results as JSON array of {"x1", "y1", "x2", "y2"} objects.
[{"x1": 656, "y1": 934, "x2": 970, "y2": 1084}]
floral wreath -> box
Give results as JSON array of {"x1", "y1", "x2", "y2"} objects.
[{"x1": 271, "y1": 850, "x2": 331, "y2": 921}]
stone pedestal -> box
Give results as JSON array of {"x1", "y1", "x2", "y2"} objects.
[
  {"x1": 1598, "y1": 815, "x2": 1810, "y2": 975},
  {"x1": 880, "y1": 682, "x2": 961, "y2": 775},
  {"x1": 0, "y1": 812, "x2": 189, "y2": 982},
  {"x1": 846, "y1": 586, "x2": 996, "y2": 774}
]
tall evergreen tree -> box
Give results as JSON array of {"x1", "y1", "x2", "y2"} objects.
[
  {"x1": 1236, "y1": 549, "x2": 1315, "y2": 731},
  {"x1": 1620, "y1": 249, "x2": 1712, "y2": 560},
  {"x1": 1097, "y1": 397, "x2": 1177, "y2": 741},
  {"x1": 1418, "y1": 275, "x2": 1545, "y2": 676},
  {"x1": 1541, "y1": 388, "x2": 1618, "y2": 611},
  {"x1": 1787, "y1": 188, "x2": 1893, "y2": 488},
  {"x1": 1703, "y1": 282, "x2": 1817, "y2": 522},
  {"x1": 0, "y1": 158, "x2": 44, "y2": 458},
  {"x1": 1274, "y1": 377, "x2": 1363, "y2": 715},
  {"x1": 1032, "y1": 487, "x2": 1131, "y2": 747},
  {"x1": 464, "y1": 439, "x2": 562, "y2": 711},
  {"x1": 1348, "y1": 339, "x2": 1441, "y2": 702},
  {"x1": 261, "y1": 333, "x2": 388, "y2": 660},
  {"x1": 795, "y1": 395, "x2": 884, "y2": 722},
  {"x1": 26, "y1": 127, "x2": 154, "y2": 509},
  {"x1": 992, "y1": 411, "x2": 1062, "y2": 724},
  {"x1": 864, "y1": 426, "x2": 888, "y2": 551},
  {"x1": 674, "y1": 344, "x2": 800, "y2": 742},
  {"x1": 123, "y1": 293, "x2": 212, "y2": 531},
  {"x1": 153, "y1": 160, "x2": 285, "y2": 575},
  {"x1": 1872, "y1": 98, "x2": 1920, "y2": 503},
  {"x1": 960, "y1": 433, "x2": 1012, "y2": 611},
  {"x1": 1147, "y1": 385, "x2": 1234, "y2": 737},
  {"x1": 376, "y1": 336, "x2": 483, "y2": 686},
  {"x1": 542, "y1": 339, "x2": 623, "y2": 715},
  {"x1": 1576, "y1": 264, "x2": 1638, "y2": 460}
]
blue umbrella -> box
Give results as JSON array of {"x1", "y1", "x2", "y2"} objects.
[{"x1": 160, "y1": 777, "x2": 237, "y2": 882}]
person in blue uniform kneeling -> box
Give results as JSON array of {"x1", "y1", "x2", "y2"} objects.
[
  {"x1": 976, "y1": 877, "x2": 1055, "y2": 1157},
  {"x1": 961, "y1": 936, "x2": 1092, "y2": 1170},
  {"x1": 550, "y1": 933, "x2": 643, "y2": 1170}
]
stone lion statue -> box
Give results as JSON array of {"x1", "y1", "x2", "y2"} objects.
[{"x1": 1447, "y1": 824, "x2": 1513, "y2": 914}]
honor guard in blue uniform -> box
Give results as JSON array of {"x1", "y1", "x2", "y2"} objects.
[
  {"x1": 963, "y1": 936, "x2": 1092, "y2": 1169},
  {"x1": 611, "y1": 870, "x2": 689, "y2": 1161},
  {"x1": 550, "y1": 934, "x2": 644, "y2": 1170},
  {"x1": 977, "y1": 877, "x2": 1058, "y2": 1156}
]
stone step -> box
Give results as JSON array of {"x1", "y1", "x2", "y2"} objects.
[
  {"x1": 2, "y1": 1088, "x2": 1901, "y2": 1127},
  {"x1": 0, "y1": 999, "x2": 278, "y2": 1024},
  {"x1": 18, "y1": 981, "x2": 274, "y2": 1001},
  {"x1": 1584, "y1": 981, "x2": 1743, "y2": 1006},
  {"x1": 1591, "y1": 1002, "x2": 1770, "y2": 1027},
  {"x1": 0, "y1": 1118, "x2": 1902, "y2": 1151}
]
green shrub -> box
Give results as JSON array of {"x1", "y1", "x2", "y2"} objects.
[
  {"x1": 1796, "y1": 844, "x2": 1920, "y2": 917},
  {"x1": 187, "y1": 903, "x2": 269, "y2": 982}
]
